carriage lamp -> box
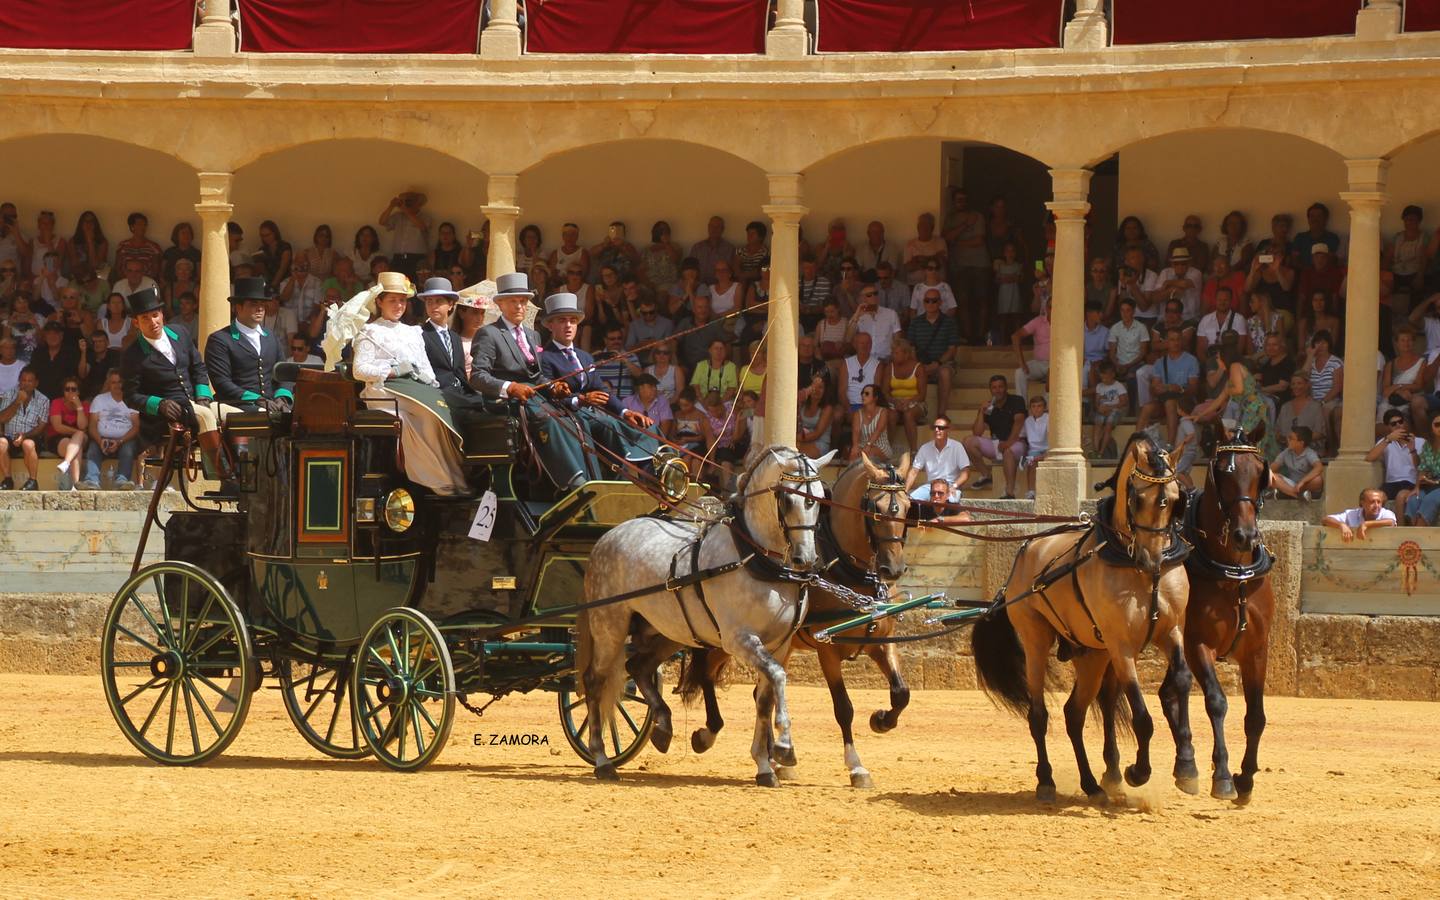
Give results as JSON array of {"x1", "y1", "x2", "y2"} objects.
[
  {"x1": 356, "y1": 497, "x2": 377, "y2": 523},
  {"x1": 383, "y1": 489, "x2": 416, "y2": 533},
  {"x1": 652, "y1": 447, "x2": 689, "y2": 502}
]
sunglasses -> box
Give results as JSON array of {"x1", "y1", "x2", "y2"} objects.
[
  {"x1": 64, "y1": 386, "x2": 79, "y2": 393},
  {"x1": 861, "y1": 291, "x2": 878, "y2": 298}
]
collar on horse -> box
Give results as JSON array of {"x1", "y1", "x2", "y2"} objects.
[{"x1": 819, "y1": 463, "x2": 907, "y2": 597}]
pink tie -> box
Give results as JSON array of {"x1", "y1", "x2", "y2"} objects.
[{"x1": 514, "y1": 326, "x2": 535, "y2": 365}]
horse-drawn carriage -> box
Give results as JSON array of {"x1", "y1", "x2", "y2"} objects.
[{"x1": 99, "y1": 362, "x2": 698, "y2": 771}]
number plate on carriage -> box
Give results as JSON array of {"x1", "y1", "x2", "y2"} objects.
[
  {"x1": 468, "y1": 490, "x2": 499, "y2": 542},
  {"x1": 491, "y1": 576, "x2": 517, "y2": 590}
]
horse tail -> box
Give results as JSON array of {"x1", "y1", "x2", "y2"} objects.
[
  {"x1": 1094, "y1": 664, "x2": 1135, "y2": 740},
  {"x1": 679, "y1": 647, "x2": 728, "y2": 704},
  {"x1": 971, "y1": 611, "x2": 1032, "y2": 717}
]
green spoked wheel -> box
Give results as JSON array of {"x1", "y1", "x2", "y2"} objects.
[
  {"x1": 100, "y1": 561, "x2": 254, "y2": 765},
  {"x1": 279, "y1": 653, "x2": 369, "y2": 760},
  {"x1": 351, "y1": 608, "x2": 455, "y2": 772},
  {"x1": 557, "y1": 677, "x2": 656, "y2": 768}
]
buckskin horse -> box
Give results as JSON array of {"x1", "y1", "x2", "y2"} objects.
[
  {"x1": 971, "y1": 432, "x2": 1196, "y2": 802},
  {"x1": 575, "y1": 446, "x2": 833, "y2": 786},
  {"x1": 679, "y1": 452, "x2": 912, "y2": 788}
]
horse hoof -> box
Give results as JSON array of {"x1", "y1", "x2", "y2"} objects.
[
  {"x1": 1086, "y1": 789, "x2": 1110, "y2": 806},
  {"x1": 1036, "y1": 784, "x2": 1057, "y2": 803},
  {"x1": 1175, "y1": 774, "x2": 1201, "y2": 796},
  {"x1": 1101, "y1": 770, "x2": 1124, "y2": 794},
  {"x1": 772, "y1": 743, "x2": 798, "y2": 768},
  {"x1": 594, "y1": 764, "x2": 620, "y2": 782},
  {"x1": 755, "y1": 772, "x2": 780, "y2": 788},
  {"x1": 869, "y1": 710, "x2": 894, "y2": 734},
  {"x1": 773, "y1": 765, "x2": 798, "y2": 782},
  {"x1": 650, "y1": 728, "x2": 672, "y2": 754},
  {"x1": 850, "y1": 771, "x2": 874, "y2": 789},
  {"x1": 1211, "y1": 777, "x2": 1238, "y2": 800},
  {"x1": 1124, "y1": 765, "x2": 1150, "y2": 788},
  {"x1": 691, "y1": 729, "x2": 715, "y2": 754},
  {"x1": 1233, "y1": 790, "x2": 1254, "y2": 807}
]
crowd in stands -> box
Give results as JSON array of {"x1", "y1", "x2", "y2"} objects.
[{"x1": 4, "y1": 187, "x2": 1440, "y2": 525}]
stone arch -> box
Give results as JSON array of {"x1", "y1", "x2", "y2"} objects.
[{"x1": 1380, "y1": 129, "x2": 1440, "y2": 231}]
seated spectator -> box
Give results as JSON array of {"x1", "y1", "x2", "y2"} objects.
[
  {"x1": 81, "y1": 368, "x2": 140, "y2": 490},
  {"x1": 1213, "y1": 210, "x2": 1255, "y2": 273},
  {"x1": 1011, "y1": 304, "x2": 1051, "y2": 401},
  {"x1": 1323, "y1": 488, "x2": 1396, "y2": 542},
  {"x1": 848, "y1": 282, "x2": 902, "y2": 362},
  {"x1": 0, "y1": 339, "x2": 22, "y2": 393},
  {"x1": 114, "y1": 257, "x2": 157, "y2": 299},
  {"x1": 71, "y1": 265, "x2": 108, "y2": 312},
  {"x1": 625, "y1": 296, "x2": 673, "y2": 366},
  {"x1": 0, "y1": 366, "x2": 48, "y2": 490},
  {"x1": 1277, "y1": 373, "x2": 1330, "y2": 457},
  {"x1": 1248, "y1": 289, "x2": 1295, "y2": 358},
  {"x1": 1195, "y1": 286, "x2": 1248, "y2": 359},
  {"x1": 1270, "y1": 426, "x2": 1324, "y2": 502},
  {"x1": 797, "y1": 256, "x2": 831, "y2": 334},
  {"x1": 29, "y1": 321, "x2": 80, "y2": 401},
  {"x1": 1254, "y1": 333, "x2": 1296, "y2": 415},
  {"x1": 886, "y1": 338, "x2": 927, "y2": 452},
  {"x1": 830, "y1": 258, "x2": 866, "y2": 316},
  {"x1": 672, "y1": 387, "x2": 711, "y2": 456},
  {"x1": 1167, "y1": 214, "x2": 1211, "y2": 275},
  {"x1": 796, "y1": 372, "x2": 837, "y2": 458},
  {"x1": 1091, "y1": 360, "x2": 1127, "y2": 458},
  {"x1": 738, "y1": 342, "x2": 767, "y2": 397},
  {"x1": 1294, "y1": 202, "x2": 1343, "y2": 268},
  {"x1": 1082, "y1": 304, "x2": 1109, "y2": 390},
  {"x1": 621, "y1": 374, "x2": 673, "y2": 439},
  {"x1": 690, "y1": 337, "x2": 738, "y2": 401},
  {"x1": 909, "y1": 259, "x2": 956, "y2": 321},
  {"x1": 34, "y1": 250, "x2": 69, "y2": 308},
  {"x1": 962, "y1": 375, "x2": 1027, "y2": 495},
  {"x1": 690, "y1": 216, "x2": 735, "y2": 286},
  {"x1": 873, "y1": 260, "x2": 910, "y2": 319},
  {"x1": 1088, "y1": 258, "x2": 1117, "y2": 320},
  {"x1": 795, "y1": 334, "x2": 828, "y2": 389},
  {"x1": 915, "y1": 477, "x2": 971, "y2": 525},
  {"x1": 67, "y1": 211, "x2": 108, "y2": 280},
  {"x1": 1137, "y1": 327, "x2": 1200, "y2": 447},
  {"x1": 1307, "y1": 330, "x2": 1345, "y2": 454},
  {"x1": 1114, "y1": 215, "x2": 1161, "y2": 275},
  {"x1": 850, "y1": 383, "x2": 892, "y2": 463},
  {"x1": 815, "y1": 299, "x2": 850, "y2": 376},
  {"x1": 100, "y1": 292, "x2": 133, "y2": 350},
  {"x1": 1298, "y1": 290, "x2": 1343, "y2": 355},
  {"x1": 856, "y1": 219, "x2": 895, "y2": 280},
  {"x1": 1405, "y1": 414, "x2": 1440, "y2": 524},
  {"x1": 1202, "y1": 254, "x2": 1248, "y2": 317},
  {"x1": 903, "y1": 212, "x2": 947, "y2": 286},
  {"x1": 644, "y1": 340, "x2": 685, "y2": 404},
  {"x1": 1141, "y1": 398, "x2": 1199, "y2": 488},
  {"x1": 7, "y1": 293, "x2": 46, "y2": 358},
  {"x1": 1379, "y1": 327, "x2": 1424, "y2": 427},
  {"x1": 639, "y1": 220, "x2": 681, "y2": 296},
  {"x1": 700, "y1": 389, "x2": 747, "y2": 487},
  {"x1": 257, "y1": 293, "x2": 297, "y2": 346},
  {"x1": 1009, "y1": 395, "x2": 1049, "y2": 501},
  {"x1": 906, "y1": 290, "x2": 958, "y2": 413},
  {"x1": 707, "y1": 261, "x2": 742, "y2": 322},
  {"x1": 1107, "y1": 298, "x2": 1149, "y2": 392},
  {"x1": 734, "y1": 221, "x2": 770, "y2": 289},
  {"x1": 905, "y1": 414, "x2": 970, "y2": 501},
  {"x1": 279, "y1": 256, "x2": 324, "y2": 322},
  {"x1": 112, "y1": 212, "x2": 163, "y2": 282},
  {"x1": 51, "y1": 287, "x2": 94, "y2": 341},
  {"x1": 46, "y1": 376, "x2": 88, "y2": 491},
  {"x1": 675, "y1": 293, "x2": 725, "y2": 371},
  {"x1": 1246, "y1": 238, "x2": 1297, "y2": 313},
  {"x1": 1366, "y1": 411, "x2": 1423, "y2": 515},
  {"x1": 287, "y1": 334, "x2": 322, "y2": 367},
  {"x1": 842, "y1": 332, "x2": 884, "y2": 415},
  {"x1": 324, "y1": 256, "x2": 365, "y2": 300},
  {"x1": 1300, "y1": 244, "x2": 1347, "y2": 304},
  {"x1": 1146, "y1": 246, "x2": 1203, "y2": 324},
  {"x1": 593, "y1": 325, "x2": 642, "y2": 400},
  {"x1": 1117, "y1": 251, "x2": 1156, "y2": 325}
]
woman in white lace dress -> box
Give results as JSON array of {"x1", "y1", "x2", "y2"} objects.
[{"x1": 351, "y1": 274, "x2": 468, "y2": 495}]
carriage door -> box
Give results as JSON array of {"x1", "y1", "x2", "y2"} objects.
[{"x1": 290, "y1": 446, "x2": 358, "y2": 640}]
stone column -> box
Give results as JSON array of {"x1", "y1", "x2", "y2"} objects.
[
  {"x1": 1035, "y1": 168, "x2": 1093, "y2": 517},
  {"x1": 480, "y1": 0, "x2": 523, "y2": 58},
  {"x1": 193, "y1": 0, "x2": 237, "y2": 58},
  {"x1": 762, "y1": 174, "x2": 807, "y2": 447},
  {"x1": 1064, "y1": 0, "x2": 1109, "y2": 50},
  {"x1": 1356, "y1": 1, "x2": 1402, "y2": 41},
  {"x1": 767, "y1": 0, "x2": 808, "y2": 58},
  {"x1": 1326, "y1": 159, "x2": 1390, "y2": 514},
  {"x1": 195, "y1": 173, "x2": 234, "y2": 354},
  {"x1": 481, "y1": 175, "x2": 520, "y2": 279}
]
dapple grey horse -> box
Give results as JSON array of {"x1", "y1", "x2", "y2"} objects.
[{"x1": 576, "y1": 446, "x2": 834, "y2": 785}]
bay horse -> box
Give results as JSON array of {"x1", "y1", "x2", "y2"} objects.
[
  {"x1": 576, "y1": 446, "x2": 833, "y2": 785},
  {"x1": 971, "y1": 432, "x2": 1196, "y2": 802},
  {"x1": 679, "y1": 452, "x2": 912, "y2": 787},
  {"x1": 1158, "y1": 431, "x2": 1273, "y2": 803}
]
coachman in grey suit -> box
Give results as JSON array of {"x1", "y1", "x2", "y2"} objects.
[{"x1": 468, "y1": 273, "x2": 594, "y2": 490}]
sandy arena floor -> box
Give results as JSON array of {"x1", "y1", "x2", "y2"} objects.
[{"x1": 2, "y1": 674, "x2": 1437, "y2": 897}]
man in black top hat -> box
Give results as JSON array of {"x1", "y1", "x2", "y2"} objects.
[
  {"x1": 204, "y1": 276, "x2": 293, "y2": 413},
  {"x1": 416, "y1": 276, "x2": 490, "y2": 426},
  {"x1": 119, "y1": 286, "x2": 240, "y2": 492}
]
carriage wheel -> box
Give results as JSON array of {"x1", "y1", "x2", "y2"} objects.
[
  {"x1": 279, "y1": 653, "x2": 370, "y2": 760},
  {"x1": 100, "y1": 561, "x2": 254, "y2": 765},
  {"x1": 556, "y1": 677, "x2": 656, "y2": 768},
  {"x1": 351, "y1": 608, "x2": 455, "y2": 772}
]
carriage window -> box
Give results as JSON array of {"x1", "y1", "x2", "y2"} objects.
[{"x1": 299, "y1": 451, "x2": 349, "y2": 544}]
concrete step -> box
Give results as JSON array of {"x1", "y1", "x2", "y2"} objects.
[{"x1": 0, "y1": 457, "x2": 139, "y2": 491}]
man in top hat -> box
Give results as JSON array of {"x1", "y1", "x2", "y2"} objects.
[
  {"x1": 417, "y1": 276, "x2": 490, "y2": 427},
  {"x1": 204, "y1": 276, "x2": 294, "y2": 413},
  {"x1": 538, "y1": 291, "x2": 659, "y2": 474},
  {"x1": 470, "y1": 272, "x2": 592, "y2": 490},
  {"x1": 119, "y1": 286, "x2": 241, "y2": 493}
]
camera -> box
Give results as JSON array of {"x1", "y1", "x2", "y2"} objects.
[{"x1": 1257, "y1": 254, "x2": 1274, "y2": 265}]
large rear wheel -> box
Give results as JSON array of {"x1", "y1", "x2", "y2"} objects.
[
  {"x1": 100, "y1": 561, "x2": 254, "y2": 765},
  {"x1": 351, "y1": 608, "x2": 455, "y2": 772},
  {"x1": 279, "y1": 652, "x2": 369, "y2": 760},
  {"x1": 556, "y1": 676, "x2": 656, "y2": 768}
]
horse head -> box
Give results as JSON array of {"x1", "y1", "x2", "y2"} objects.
[
  {"x1": 1205, "y1": 430, "x2": 1267, "y2": 555},
  {"x1": 1114, "y1": 432, "x2": 1183, "y2": 574},
  {"x1": 852, "y1": 451, "x2": 910, "y2": 580},
  {"x1": 737, "y1": 446, "x2": 834, "y2": 569}
]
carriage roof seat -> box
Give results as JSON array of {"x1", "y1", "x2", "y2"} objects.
[{"x1": 284, "y1": 364, "x2": 360, "y2": 437}]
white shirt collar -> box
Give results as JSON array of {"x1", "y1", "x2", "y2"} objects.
[{"x1": 235, "y1": 320, "x2": 262, "y2": 338}]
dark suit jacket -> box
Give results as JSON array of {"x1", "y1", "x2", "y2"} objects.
[
  {"x1": 539, "y1": 342, "x2": 623, "y2": 415},
  {"x1": 203, "y1": 322, "x2": 292, "y2": 410},
  {"x1": 469, "y1": 318, "x2": 545, "y2": 399},
  {"x1": 421, "y1": 320, "x2": 474, "y2": 395},
  {"x1": 120, "y1": 326, "x2": 214, "y2": 442}
]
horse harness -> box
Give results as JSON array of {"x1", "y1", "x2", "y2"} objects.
[
  {"x1": 1185, "y1": 441, "x2": 1275, "y2": 660},
  {"x1": 809, "y1": 464, "x2": 909, "y2": 654}
]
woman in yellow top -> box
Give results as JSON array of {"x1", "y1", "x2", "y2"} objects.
[
  {"x1": 738, "y1": 340, "x2": 768, "y2": 396},
  {"x1": 887, "y1": 337, "x2": 928, "y2": 454},
  {"x1": 689, "y1": 338, "x2": 739, "y2": 401}
]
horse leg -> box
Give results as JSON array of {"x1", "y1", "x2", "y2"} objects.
[
  {"x1": 1111, "y1": 660, "x2": 1155, "y2": 788},
  {"x1": 818, "y1": 644, "x2": 871, "y2": 788},
  {"x1": 580, "y1": 609, "x2": 630, "y2": 781},
  {"x1": 1023, "y1": 643, "x2": 1056, "y2": 803},
  {"x1": 624, "y1": 634, "x2": 682, "y2": 754},
  {"x1": 1187, "y1": 642, "x2": 1237, "y2": 800},
  {"x1": 1157, "y1": 638, "x2": 1199, "y2": 794},
  {"x1": 690, "y1": 649, "x2": 727, "y2": 754},
  {"x1": 1097, "y1": 667, "x2": 1124, "y2": 794},
  {"x1": 729, "y1": 632, "x2": 791, "y2": 787},
  {"x1": 1234, "y1": 643, "x2": 1269, "y2": 805},
  {"x1": 865, "y1": 642, "x2": 911, "y2": 734},
  {"x1": 1065, "y1": 651, "x2": 1110, "y2": 802}
]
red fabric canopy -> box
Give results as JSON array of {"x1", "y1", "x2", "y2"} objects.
[
  {"x1": 239, "y1": 0, "x2": 482, "y2": 53},
  {"x1": 0, "y1": 0, "x2": 194, "y2": 51},
  {"x1": 1407, "y1": 0, "x2": 1440, "y2": 33},
  {"x1": 815, "y1": 0, "x2": 1062, "y2": 53},
  {"x1": 1113, "y1": 0, "x2": 1362, "y2": 44},
  {"x1": 525, "y1": 0, "x2": 767, "y2": 54}
]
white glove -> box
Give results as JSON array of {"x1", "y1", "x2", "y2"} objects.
[{"x1": 392, "y1": 361, "x2": 413, "y2": 378}]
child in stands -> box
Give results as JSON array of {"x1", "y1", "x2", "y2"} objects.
[
  {"x1": 1091, "y1": 360, "x2": 1127, "y2": 459},
  {"x1": 1270, "y1": 426, "x2": 1324, "y2": 501}
]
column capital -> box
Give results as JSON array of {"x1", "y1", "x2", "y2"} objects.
[
  {"x1": 1345, "y1": 158, "x2": 1390, "y2": 193},
  {"x1": 762, "y1": 204, "x2": 809, "y2": 225},
  {"x1": 486, "y1": 174, "x2": 519, "y2": 205},
  {"x1": 1048, "y1": 167, "x2": 1093, "y2": 203},
  {"x1": 194, "y1": 172, "x2": 233, "y2": 214},
  {"x1": 1339, "y1": 191, "x2": 1388, "y2": 211},
  {"x1": 766, "y1": 172, "x2": 805, "y2": 207},
  {"x1": 479, "y1": 204, "x2": 521, "y2": 219},
  {"x1": 1045, "y1": 200, "x2": 1091, "y2": 220}
]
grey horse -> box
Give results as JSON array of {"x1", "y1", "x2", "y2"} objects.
[{"x1": 575, "y1": 445, "x2": 835, "y2": 785}]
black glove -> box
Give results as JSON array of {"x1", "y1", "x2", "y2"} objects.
[
  {"x1": 157, "y1": 399, "x2": 185, "y2": 423},
  {"x1": 262, "y1": 396, "x2": 292, "y2": 414},
  {"x1": 193, "y1": 396, "x2": 212, "y2": 407}
]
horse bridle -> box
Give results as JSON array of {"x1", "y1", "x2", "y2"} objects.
[
  {"x1": 1207, "y1": 442, "x2": 1266, "y2": 548},
  {"x1": 739, "y1": 447, "x2": 824, "y2": 567},
  {"x1": 860, "y1": 463, "x2": 909, "y2": 553},
  {"x1": 1120, "y1": 443, "x2": 1182, "y2": 555}
]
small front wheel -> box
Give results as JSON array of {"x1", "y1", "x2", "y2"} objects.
[
  {"x1": 100, "y1": 561, "x2": 254, "y2": 765},
  {"x1": 351, "y1": 608, "x2": 455, "y2": 771},
  {"x1": 556, "y1": 677, "x2": 655, "y2": 768}
]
